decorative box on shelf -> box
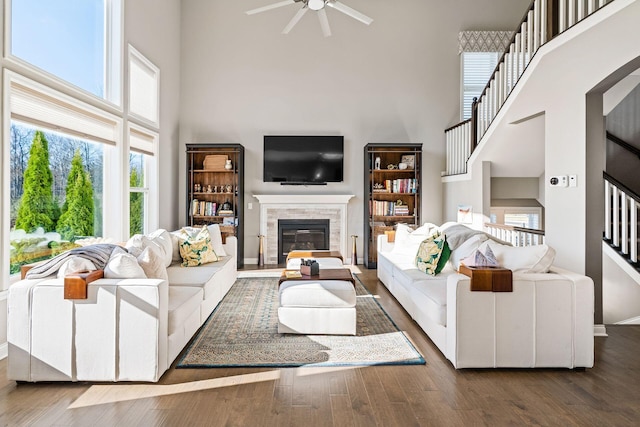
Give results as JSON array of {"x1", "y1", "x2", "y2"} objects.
[{"x1": 459, "y1": 264, "x2": 513, "y2": 292}]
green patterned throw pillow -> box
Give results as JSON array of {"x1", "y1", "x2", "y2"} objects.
[
  {"x1": 415, "y1": 232, "x2": 451, "y2": 276},
  {"x1": 178, "y1": 226, "x2": 219, "y2": 267}
]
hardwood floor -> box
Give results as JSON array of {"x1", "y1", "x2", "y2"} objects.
[{"x1": 2, "y1": 268, "x2": 640, "y2": 426}]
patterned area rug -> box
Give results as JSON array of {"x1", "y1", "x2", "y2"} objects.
[{"x1": 177, "y1": 275, "x2": 425, "y2": 368}]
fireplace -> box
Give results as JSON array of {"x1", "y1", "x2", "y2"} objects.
[{"x1": 278, "y1": 219, "x2": 330, "y2": 264}]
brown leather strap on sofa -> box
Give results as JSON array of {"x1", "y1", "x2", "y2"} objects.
[{"x1": 64, "y1": 270, "x2": 104, "y2": 299}]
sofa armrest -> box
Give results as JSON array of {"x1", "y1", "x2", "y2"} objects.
[
  {"x1": 377, "y1": 234, "x2": 394, "y2": 254},
  {"x1": 8, "y1": 277, "x2": 169, "y2": 382},
  {"x1": 445, "y1": 270, "x2": 594, "y2": 368}
]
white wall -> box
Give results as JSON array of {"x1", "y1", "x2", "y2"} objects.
[
  {"x1": 179, "y1": 0, "x2": 529, "y2": 261},
  {"x1": 491, "y1": 177, "x2": 539, "y2": 200},
  {"x1": 603, "y1": 246, "x2": 640, "y2": 324}
]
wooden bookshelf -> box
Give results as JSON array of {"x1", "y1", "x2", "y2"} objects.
[
  {"x1": 364, "y1": 143, "x2": 422, "y2": 268},
  {"x1": 186, "y1": 143, "x2": 244, "y2": 268}
]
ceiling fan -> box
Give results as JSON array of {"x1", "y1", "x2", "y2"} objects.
[{"x1": 246, "y1": 0, "x2": 373, "y2": 37}]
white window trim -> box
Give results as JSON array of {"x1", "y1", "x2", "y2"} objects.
[
  {"x1": 490, "y1": 206, "x2": 543, "y2": 228},
  {"x1": 128, "y1": 45, "x2": 160, "y2": 129}
]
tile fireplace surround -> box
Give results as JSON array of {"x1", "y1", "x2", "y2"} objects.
[{"x1": 253, "y1": 194, "x2": 355, "y2": 265}]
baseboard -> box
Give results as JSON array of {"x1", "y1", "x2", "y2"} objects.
[
  {"x1": 594, "y1": 324, "x2": 608, "y2": 337},
  {"x1": 0, "y1": 342, "x2": 7, "y2": 360}
]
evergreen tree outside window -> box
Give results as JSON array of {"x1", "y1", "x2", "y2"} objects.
[
  {"x1": 129, "y1": 152, "x2": 146, "y2": 236},
  {"x1": 9, "y1": 122, "x2": 104, "y2": 274}
]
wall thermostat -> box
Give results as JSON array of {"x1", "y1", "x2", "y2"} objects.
[{"x1": 549, "y1": 175, "x2": 568, "y2": 187}]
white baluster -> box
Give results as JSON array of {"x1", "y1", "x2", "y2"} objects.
[
  {"x1": 559, "y1": 0, "x2": 567, "y2": 32},
  {"x1": 604, "y1": 181, "x2": 611, "y2": 240},
  {"x1": 568, "y1": 0, "x2": 576, "y2": 27},
  {"x1": 613, "y1": 186, "x2": 620, "y2": 247},
  {"x1": 631, "y1": 201, "x2": 638, "y2": 263},
  {"x1": 578, "y1": 0, "x2": 586, "y2": 20},
  {"x1": 588, "y1": 0, "x2": 596, "y2": 14},
  {"x1": 598, "y1": 0, "x2": 606, "y2": 8},
  {"x1": 514, "y1": 34, "x2": 521, "y2": 78},
  {"x1": 621, "y1": 193, "x2": 629, "y2": 254},
  {"x1": 519, "y1": 24, "x2": 526, "y2": 75},
  {"x1": 541, "y1": 0, "x2": 548, "y2": 44},
  {"x1": 527, "y1": 11, "x2": 534, "y2": 66},
  {"x1": 534, "y1": 0, "x2": 541, "y2": 51}
]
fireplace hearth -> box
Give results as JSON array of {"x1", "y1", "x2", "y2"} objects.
[{"x1": 278, "y1": 219, "x2": 330, "y2": 264}]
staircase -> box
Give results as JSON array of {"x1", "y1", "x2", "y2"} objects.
[
  {"x1": 604, "y1": 172, "x2": 640, "y2": 271},
  {"x1": 444, "y1": 0, "x2": 616, "y2": 176}
]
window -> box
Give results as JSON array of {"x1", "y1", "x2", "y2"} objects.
[
  {"x1": 129, "y1": 45, "x2": 160, "y2": 125},
  {"x1": 461, "y1": 52, "x2": 499, "y2": 120},
  {"x1": 490, "y1": 207, "x2": 542, "y2": 230},
  {"x1": 9, "y1": 122, "x2": 105, "y2": 275},
  {"x1": 128, "y1": 124, "x2": 158, "y2": 237},
  {"x1": 9, "y1": 0, "x2": 122, "y2": 104}
]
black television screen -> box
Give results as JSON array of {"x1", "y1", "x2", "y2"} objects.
[{"x1": 263, "y1": 135, "x2": 344, "y2": 184}]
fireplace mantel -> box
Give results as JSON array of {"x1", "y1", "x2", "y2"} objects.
[
  {"x1": 253, "y1": 194, "x2": 354, "y2": 205},
  {"x1": 253, "y1": 194, "x2": 355, "y2": 264}
]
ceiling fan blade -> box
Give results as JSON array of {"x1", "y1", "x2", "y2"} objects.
[
  {"x1": 327, "y1": 1, "x2": 373, "y2": 25},
  {"x1": 282, "y1": 7, "x2": 308, "y2": 34},
  {"x1": 318, "y1": 9, "x2": 332, "y2": 37},
  {"x1": 246, "y1": 0, "x2": 295, "y2": 15}
]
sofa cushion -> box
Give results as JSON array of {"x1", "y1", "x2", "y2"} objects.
[
  {"x1": 104, "y1": 252, "x2": 146, "y2": 279},
  {"x1": 391, "y1": 223, "x2": 437, "y2": 257},
  {"x1": 481, "y1": 241, "x2": 556, "y2": 273},
  {"x1": 178, "y1": 226, "x2": 219, "y2": 267},
  {"x1": 137, "y1": 245, "x2": 168, "y2": 282},
  {"x1": 410, "y1": 278, "x2": 448, "y2": 327},
  {"x1": 279, "y1": 280, "x2": 356, "y2": 308},
  {"x1": 166, "y1": 261, "x2": 223, "y2": 287},
  {"x1": 57, "y1": 256, "x2": 97, "y2": 278},
  {"x1": 168, "y1": 286, "x2": 203, "y2": 336},
  {"x1": 148, "y1": 229, "x2": 174, "y2": 267},
  {"x1": 415, "y1": 233, "x2": 451, "y2": 275}
]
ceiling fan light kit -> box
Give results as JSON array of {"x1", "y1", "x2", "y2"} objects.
[{"x1": 246, "y1": 0, "x2": 373, "y2": 37}]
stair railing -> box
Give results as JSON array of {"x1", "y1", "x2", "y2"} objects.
[
  {"x1": 604, "y1": 172, "x2": 639, "y2": 265},
  {"x1": 484, "y1": 222, "x2": 545, "y2": 247},
  {"x1": 444, "y1": 0, "x2": 615, "y2": 176}
]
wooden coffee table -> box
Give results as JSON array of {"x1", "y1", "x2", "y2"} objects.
[
  {"x1": 278, "y1": 267, "x2": 355, "y2": 286},
  {"x1": 286, "y1": 250, "x2": 344, "y2": 262}
]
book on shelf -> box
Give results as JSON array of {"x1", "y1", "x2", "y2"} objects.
[
  {"x1": 382, "y1": 178, "x2": 417, "y2": 193},
  {"x1": 371, "y1": 200, "x2": 412, "y2": 216},
  {"x1": 190, "y1": 199, "x2": 218, "y2": 217},
  {"x1": 217, "y1": 209, "x2": 234, "y2": 216}
]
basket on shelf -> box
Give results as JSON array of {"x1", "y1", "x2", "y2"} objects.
[{"x1": 203, "y1": 155, "x2": 228, "y2": 171}]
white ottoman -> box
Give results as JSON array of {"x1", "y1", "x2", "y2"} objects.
[{"x1": 278, "y1": 280, "x2": 357, "y2": 335}]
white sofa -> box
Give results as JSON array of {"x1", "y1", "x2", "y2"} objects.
[
  {"x1": 8, "y1": 233, "x2": 237, "y2": 382},
  {"x1": 376, "y1": 225, "x2": 595, "y2": 369}
]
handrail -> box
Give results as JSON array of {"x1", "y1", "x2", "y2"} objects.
[
  {"x1": 444, "y1": 118, "x2": 472, "y2": 133},
  {"x1": 604, "y1": 171, "x2": 640, "y2": 205},
  {"x1": 607, "y1": 131, "x2": 640, "y2": 160},
  {"x1": 484, "y1": 222, "x2": 545, "y2": 247}
]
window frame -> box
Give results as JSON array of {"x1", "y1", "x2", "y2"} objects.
[
  {"x1": 127, "y1": 123, "x2": 159, "y2": 236},
  {"x1": 128, "y1": 44, "x2": 160, "y2": 128}
]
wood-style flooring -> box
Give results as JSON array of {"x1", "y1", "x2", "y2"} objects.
[{"x1": 1, "y1": 268, "x2": 639, "y2": 426}]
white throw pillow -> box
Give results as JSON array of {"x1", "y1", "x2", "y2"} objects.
[
  {"x1": 137, "y1": 245, "x2": 169, "y2": 281},
  {"x1": 170, "y1": 230, "x2": 183, "y2": 263},
  {"x1": 104, "y1": 253, "x2": 147, "y2": 279},
  {"x1": 206, "y1": 224, "x2": 227, "y2": 257},
  {"x1": 148, "y1": 229, "x2": 174, "y2": 267},
  {"x1": 57, "y1": 256, "x2": 97, "y2": 278},
  {"x1": 391, "y1": 223, "x2": 437, "y2": 257},
  {"x1": 448, "y1": 233, "x2": 489, "y2": 270},
  {"x1": 480, "y1": 241, "x2": 556, "y2": 273}
]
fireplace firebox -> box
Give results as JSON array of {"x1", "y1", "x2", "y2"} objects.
[{"x1": 278, "y1": 219, "x2": 330, "y2": 264}]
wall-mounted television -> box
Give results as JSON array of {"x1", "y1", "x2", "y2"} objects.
[{"x1": 263, "y1": 135, "x2": 344, "y2": 185}]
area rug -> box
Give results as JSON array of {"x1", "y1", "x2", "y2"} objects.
[{"x1": 177, "y1": 275, "x2": 425, "y2": 368}]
